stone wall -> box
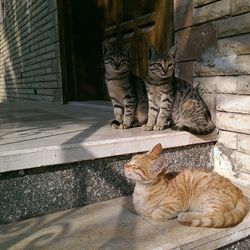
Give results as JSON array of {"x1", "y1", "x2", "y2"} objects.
[
  {"x1": 0, "y1": 0, "x2": 62, "y2": 103},
  {"x1": 174, "y1": 0, "x2": 250, "y2": 183}
]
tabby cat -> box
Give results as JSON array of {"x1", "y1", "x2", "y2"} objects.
[
  {"x1": 103, "y1": 42, "x2": 148, "y2": 129},
  {"x1": 144, "y1": 45, "x2": 215, "y2": 134},
  {"x1": 124, "y1": 143, "x2": 249, "y2": 228}
]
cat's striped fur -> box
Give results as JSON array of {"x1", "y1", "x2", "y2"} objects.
[
  {"x1": 103, "y1": 42, "x2": 148, "y2": 129},
  {"x1": 144, "y1": 45, "x2": 216, "y2": 134},
  {"x1": 124, "y1": 143, "x2": 249, "y2": 228}
]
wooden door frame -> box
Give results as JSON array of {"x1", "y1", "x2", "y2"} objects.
[{"x1": 57, "y1": 0, "x2": 76, "y2": 104}]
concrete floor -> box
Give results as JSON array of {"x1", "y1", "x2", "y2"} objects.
[
  {"x1": 0, "y1": 186, "x2": 250, "y2": 250},
  {"x1": 0, "y1": 102, "x2": 217, "y2": 173}
]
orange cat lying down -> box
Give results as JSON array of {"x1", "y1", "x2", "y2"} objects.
[{"x1": 124, "y1": 143, "x2": 249, "y2": 228}]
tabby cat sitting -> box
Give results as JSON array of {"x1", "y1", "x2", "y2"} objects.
[
  {"x1": 103, "y1": 42, "x2": 148, "y2": 129},
  {"x1": 144, "y1": 45, "x2": 216, "y2": 134},
  {"x1": 124, "y1": 143, "x2": 249, "y2": 228}
]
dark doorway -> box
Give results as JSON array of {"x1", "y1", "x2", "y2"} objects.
[{"x1": 58, "y1": 0, "x2": 173, "y2": 103}]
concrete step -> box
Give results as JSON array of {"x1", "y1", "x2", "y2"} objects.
[
  {"x1": 0, "y1": 185, "x2": 249, "y2": 250},
  {"x1": 0, "y1": 142, "x2": 215, "y2": 224},
  {"x1": 0, "y1": 102, "x2": 217, "y2": 172}
]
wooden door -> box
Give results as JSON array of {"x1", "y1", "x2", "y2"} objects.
[
  {"x1": 58, "y1": 0, "x2": 173, "y2": 102},
  {"x1": 99, "y1": 0, "x2": 173, "y2": 78}
]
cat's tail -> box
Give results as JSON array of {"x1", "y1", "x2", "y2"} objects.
[
  {"x1": 173, "y1": 120, "x2": 217, "y2": 135},
  {"x1": 178, "y1": 196, "x2": 249, "y2": 228}
]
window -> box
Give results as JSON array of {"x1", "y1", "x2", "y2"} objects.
[{"x1": 0, "y1": 0, "x2": 5, "y2": 23}]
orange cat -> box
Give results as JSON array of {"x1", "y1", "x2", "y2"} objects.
[{"x1": 124, "y1": 143, "x2": 249, "y2": 228}]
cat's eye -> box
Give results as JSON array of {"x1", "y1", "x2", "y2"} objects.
[
  {"x1": 168, "y1": 63, "x2": 174, "y2": 69},
  {"x1": 120, "y1": 59, "x2": 127, "y2": 64},
  {"x1": 155, "y1": 63, "x2": 162, "y2": 68},
  {"x1": 107, "y1": 58, "x2": 115, "y2": 63}
]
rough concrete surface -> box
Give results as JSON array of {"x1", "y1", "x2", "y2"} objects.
[{"x1": 220, "y1": 236, "x2": 250, "y2": 250}]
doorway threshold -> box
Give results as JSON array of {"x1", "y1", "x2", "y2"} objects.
[{"x1": 68, "y1": 101, "x2": 113, "y2": 111}]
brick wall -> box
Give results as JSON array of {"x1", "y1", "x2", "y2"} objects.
[
  {"x1": 0, "y1": 0, "x2": 62, "y2": 103},
  {"x1": 174, "y1": 0, "x2": 250, "y2": 182}
]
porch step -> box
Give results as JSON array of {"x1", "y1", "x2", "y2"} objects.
[
  {"x1": 1, "y1": 186, "x2": 249, "y2": 250},
  {"x1": 0, "y1": 102, "x2": 217, "y2": 173},
  {"x1": 0, "y1": 142, "x2": 215, "y2": 224}
]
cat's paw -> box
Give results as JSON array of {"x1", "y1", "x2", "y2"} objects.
[
  {"x1": 153, "y1": 124, "x2": 165, "y2": 131},
  {"x1": 177, "y1": 213, "x2": 193, "y2": 225},
  {"x1": 177, "y1": 213, "x2": 186, "y2": 222},
  {"x1": 111, "y1": 120, "x2": 121, "y2": 129},
  {"x1": 177, "y1": 213, "x2": 193, "y2": 226},
  {"x1": 111, "y1": 124, "x2": 119, "y2": 129},
  {"x1": 119, "y1": 123, "x2": 129, "y2": 129},
  {"x1": 142, "y1": 124, "x2": 154, "y2": 131}
]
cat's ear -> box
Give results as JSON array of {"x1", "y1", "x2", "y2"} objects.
[
  {"x1": 103, "y1": 41, "x2": 112, "y2": 55},
  {"x1": 168, "y1": 45, "x2": 177, "y2": 57},
  {"x1": 150, "y1": 144, "x2": 164, "y2": 175},
  {"x1": 148, "y1": 46, "x2": 158, "y2": 60},
  {"x1": 150, "y1": 143, "x2": 162, "y2": 156}
]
